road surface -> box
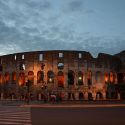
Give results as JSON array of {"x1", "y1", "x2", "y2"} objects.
[{"x1": 31, "y1": 106, "x2": 125, "y2": 125}]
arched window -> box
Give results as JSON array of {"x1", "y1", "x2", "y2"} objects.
[
  {"x1": 28, "y1": 71, "x2": 34, "y2": 83},
  {"x1": 57, "y1": 71, "x2": 64, "y2": 87},
  {"x1": 0, "y1": 65, "x2": 3, "y2": 71},
  {"x1": 78, "y1": 53, "x2": 82, "y2": 59},
  {"x1": 37, "y1": 71, "x2": 44, "y2": 83},
  {"x1": 87, "y1": 71, "x2": 92, "y2": 86},
  {"x1": 19, "y1": 63, "x2": 25, "y2": 70},
  {"x1": 68, "y1": 70, "x2": 74, "y2": 85},
  {"x1": 95, "y1": 71, "x2": 102, "y2": 83},
  {"x1": 59, "y1": 53, "x2": 63, "y2": 58},
  {"x1": 113, "y1": 73, "x2": 117, "y2": 83},
  {"x1": 4, "y1": 72, "x2": 10, "y2": 84},
  {"x1": 18, "y1": 72, "x2": 25, "y2": 86},
  {"x1": 57, "y1": 63, "x2": 64, "y2": 70},
  {"x1": 47, "y1": 70, "x2": 54, "y2": 83},
  {"x1": 78, "y1": 71, "x2": 83, "y2": 85},
  {"x1": 12, "y1": 72, "x2": 16, "y2": 84},
  {"x1": 39, "y1": 54, "x2": 43, "y2": 61},
  {"x1": 14, "y1": 55, "x2": 16, "y2": 60},
  {"x1": 110, "y1": 72, "x2": 114, "y2": 83},
  {"x1": 0, "y1": 73, "x2": 2, "y2": 84},
  {"x1": 104, "y1": 73, "x2": 109, "y2": 83}
]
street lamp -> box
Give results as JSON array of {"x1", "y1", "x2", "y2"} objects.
[
  {"x1": 78, "y1": 76, "x2": 82, "y2": 80},
  {"x1": 49, "y1": 78, "x2": 52, "y2": 83}
]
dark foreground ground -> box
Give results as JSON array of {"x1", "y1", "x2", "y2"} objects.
[{"x1": 31, "y1": 107, "x2": 125, "y2": 125}]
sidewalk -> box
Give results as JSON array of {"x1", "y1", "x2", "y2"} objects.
[
  {"x1": 21, "y1": 100, "x2": 125, "y2": 108},
  {"x1": 21, "y1": 103, "x2": 125, "y2": 108},
  {"x1": 1, "y1": 99, "x2": 125, "y2": 107}
]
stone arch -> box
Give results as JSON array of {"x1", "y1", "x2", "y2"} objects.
[
  {"x1": 47, "y1": 70, "x2": 54, "y2": 83},
  {"x1": 37, "y1": 71, "x2": 44, "y2": 83},
  {"x1": 0, "y1": 73, "x2": 2, "y2": 84},
  {"x1": 110, "y1": 72, "x2": 117, "y2": 83},
  {"x1": 57, "y1": 62, "x2": 64, "y2": 70},
  {"x1": 0, "y1": 65, "x2": 3, "y2": 72},
  {"x1": 113, "y1": 73, "x2": 117, "y2": 83},
  {"x1": 79, "y1": 92, "x2": 84, "y2": 100},
  {"x1": 28, "y1": 71, "x2": 34, "y2": 83},
  {"x1": 104, "y1": 72, "x2": 109, "y2": 83},
  {"x1": 96, "y1": 92, "x2": 103, "y2": 100},
  {"x1": 78, "y1": 71, "x2": 83, "y2": 85},
  {"x1": 57, "y1": 71, "x2": 64, "y2": 87},
  {"x1": 68, "y1": 70, "x2": 74, "y2": 85},
  {"x1": 4, "y1": 72, "x2": 10, "y2": 84},
  {"x1": 95, "y1": 71, "x2": 102, "y2": 83},
  {"x1": 87, "y1": 70, "x2": 92, "y2": 86},
  {"x1": 12, "y1": 72, "x2": 16, "y2": 84},
  {"x1": 88, "y1": 92, "x2": 93, "y2": 100},
  {"x1": 110, "y1": 72, "x2": 114, "y2": 83},
  {"x1": 18, "y1": 72, "x2": 25, "y2": 86}
]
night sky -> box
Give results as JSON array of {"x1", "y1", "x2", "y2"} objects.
[{"x1": 0, "y1": 0, "x2": 125, "y2": 57}]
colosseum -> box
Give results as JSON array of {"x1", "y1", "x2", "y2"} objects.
[{"x1": 0, "y1": 50, "x2": 125, "y2": 101}]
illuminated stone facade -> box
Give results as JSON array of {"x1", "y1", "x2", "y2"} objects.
[{"x1": 0, "y1": 50, "x2": 124, "y2": 100}]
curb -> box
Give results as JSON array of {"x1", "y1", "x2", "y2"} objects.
[{"x1": 20, "y1": 104, "x2": 125, "y2": 108}]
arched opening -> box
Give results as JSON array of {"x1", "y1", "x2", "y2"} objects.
[
  {"x1": 78, "y1": 71, "x2": 83, "y2": 85},
  {"x1": 28, "y1": 71, "x2": 34, "y2": 84},
  {"x1": 113, "y1": 73, "x2": 117, "y2": 83},
  {"x1": 0, "y1": 65, "x2": 3, "y2": 72},
  {"x1": 37, "y1": 71, "x2": 44, "y2": 83},
  {"x1": 95, "y1": 71, "x2": 102, "y2": 83},
  {"x1": 106, "y1": 72, "x2": 117, "y2": 99},
  {"x1": 57, "y1": 63, "x2": 64, "y2": 70},
  {"x1": 96, "y1": 92, "x2": 103, "y2": 100},
  {"x1": 87, "y1": 71, "x2": 92, "y2": 86},
  {"x1": 57, "y1": 71, "x2": 64, "y2": 87},
  {"x1": 12, "y1": 72, "x2": 16, "y2": 84},
  {"x1": 0, "y1": 74, "x2": 2, "y2": 84},
  {"x1": 110, "y1": 72, "x2": 115, "y2": 83},
  {"x1": 68, "y1": 70, "x2": 74, "y2": 85},
  {"x1": 47, "y1": 70, "x2": 54, "y2": 83},
  {"x1": 104, "y1": 73, "x2": 109, "y2": 83},
  {"x1": 117, "y1": 73, "x2": 125, "y2": 83},
  {"x1": 4, "y1": 72, "x2": 10, "y2": 84},
  {"x1": 88, "y1": 92, "x2": 93, "y2": 100},
  {"x1": 18, "y1": 72, "x2": 25, "y2": 86},
  {"x1": 19, "y1": 63, "x2": 25, "y2": 70},
  {"x1": 79, "y1": 92, "x2": 84, "y2": 100}
]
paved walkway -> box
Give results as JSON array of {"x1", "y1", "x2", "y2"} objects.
[
  {"x1": 21, "y1": 103, "x2": 125, "y2": 108},
  {"x1": 1, "y1": 100, "x2": 125, "y2": 108}
]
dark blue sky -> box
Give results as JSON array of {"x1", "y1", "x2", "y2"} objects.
[{"x1": 0, "y1": 0, "x2": 125, "y2": 57}]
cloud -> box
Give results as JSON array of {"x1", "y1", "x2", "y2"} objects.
[
  {"x1": 25, "y1": 0, "x2": 51, "y2": 10},
  {"x1": 67, "y1": 0, "x2": 84, "y2": 12},
  {"x1": 0, "y1": 43, "x2": 22, "y2": 55},
  {"x1": 0, "y1": 0, "x2": 124, "y2": 57},
  {"x1": 84, "y1": 10, "x2": 94, "y2": 14}
]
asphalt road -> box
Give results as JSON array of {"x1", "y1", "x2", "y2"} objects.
[{"x1": 31, "y1": 107, "x2": 125, "y2": 125}]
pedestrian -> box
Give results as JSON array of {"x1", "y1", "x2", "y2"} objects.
[{"x1": 50, "y1": 93, "x2": 56, "y2": 103}]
